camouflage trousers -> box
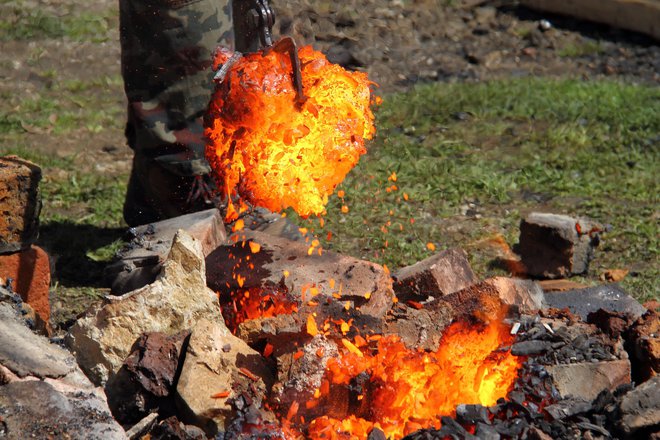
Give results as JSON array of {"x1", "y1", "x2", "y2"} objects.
[{"x1": 119, "y1": 0, "x2": 234, "y2": 226}]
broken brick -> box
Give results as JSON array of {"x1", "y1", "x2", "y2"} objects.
[
  {"x1": 518, "y1": 212, "x2": 600, "y2": 278},
  {"x1": 0, "y1": 244, "x2": 51, "y2": 325},
  {"x1": 0, "y1": 156, "x2": 42, "y2": 253},
  {"x1": 484, "y1": 276, "x2": 546, "y2": 312},
  {"x1": 392, "y1": 248, "x2": 477, "y2": 301}
]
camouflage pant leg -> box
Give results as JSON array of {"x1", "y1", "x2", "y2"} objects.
[{"x1": 119, "y1": 0, "x2": 234, "y2": 225}]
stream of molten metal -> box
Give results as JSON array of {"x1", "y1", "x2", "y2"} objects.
[
  {"x1": 205, "y1": 44, "x2": 376, "y2": 220},
  {"x1": 284, "y1": 315, "x2": 522, "y2": 439}
]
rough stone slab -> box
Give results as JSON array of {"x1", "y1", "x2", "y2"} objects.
[
  {"x1": 544, "y1": 284, "x2": 646, "y2": 320},
  {"x1": 66, "y1": 230, "x2": 225, "y2": 385},
  {"x1": 392, "y1": 248, "x2": 477, "y2": 300},
  {"x1": 0, "y1": 244, "x2": 51, "y2": 325},
  {"x1": 0, "y1": 302, "x2": 73, "y2": 379},
  {"x1": 105, "y1": 330, "x2": 190, "y2": 425},
  {"x1": 518, "y1": 212, "x2": 600, "y2": 278},
  {"x1": 618, "y1": 375, "x2": 660, "y2": 436},
  {"x1": 384, "y1": 300, "x2": 455, "y2": 351},
  {"x1": 483, "y1": 277, "x2": 546, "y2": 312},
  {"x1": 206, "y1": 229, "x2": 394, "y2": 320},
  {"x1": 627, "y1": 309, "x2": 660, "y2": 382},
  {"x1": 0, "y1": 380, "x2": 127, "y2": 440},
  {"x1": 545, "y1": 359, "x2": 631, "y2": 402},
  {"x1": 176, "y1": 318, "x2": 274, "y2": 437},
  {"x1": 271, "y1": 335, "x2": 339, "y2": 413},
  {"x1": 0, "y1": 155, "x2": 41, "y2": 253},
  {"x1": 106, "y1": 208, "x2": 226, "y2": 295}
]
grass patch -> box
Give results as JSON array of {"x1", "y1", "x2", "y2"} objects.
[
  {"x1": 0, "y1": 73, "x2": 124, "y2": 136},
  {"x1": 0, "y1": 6, "x2": 117, "y2": 43},
  {"x1": 297, "y1": 78, "x2": 659, "y2": 302},
  {"x1": 558, "y1": 40, "x2": 604, "y2": 57}
]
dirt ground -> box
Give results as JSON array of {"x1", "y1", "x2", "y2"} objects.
[{"x1": 2, "y1": 0, "x2": 658, "y2": 176}]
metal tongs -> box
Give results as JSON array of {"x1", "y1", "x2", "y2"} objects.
[{"x1": 216, "y1": 0, "x2": 308, "y2": 108}]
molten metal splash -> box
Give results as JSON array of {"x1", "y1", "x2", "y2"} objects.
[
  {"x1": 205, "y1": 44, "x2": 376, "y2": 219},
  {"x1": 300, "y1": 316, "x2": 522, "y2": 439}
]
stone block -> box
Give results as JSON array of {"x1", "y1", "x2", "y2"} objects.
[
  {"x1": 66, "y1": 230, "x2": 225, "y2": 385},
  {"x1": 0, "y1": 301, "x2": 73, "y2": 379},
  {"x1": 618, "y1": 375, "x2": 660, "y2": 437},
  {"x1": 206, "y1": 229, "x2": 394, "y2": 321},
  {"x1": 106, "y1": 208, "x2": 226, "y2": 295},
  {"x1": 545, "y1": 359, "x2": 631, "y2": 402},
  {"x1": 392, "y1": 248, "x2": 476, "y2": 300},
  {"x1": 0, "y1": 156, "x2": 42, "y2": 253},
  {"x1": 544, "y1": 284, "x2": 646, "y2": 320},
  {"x1": 176, "y1": 318, "x2": 274, "y2": 437},
  {"x1": 0, "y1": 381, "x2": 127, "y2": 440},
  {"x1": 0, "y1": 244, "x2": 51, "y2": 325},
  {"x1": 483, "y1": 276, "x2": 546, "y2": 312},
  {"x1": 518, "y1": 212, "x2": 600, "y2": 278},
  {"x1": 105, "y1": 330, "x2": 190, "y2": 425}
]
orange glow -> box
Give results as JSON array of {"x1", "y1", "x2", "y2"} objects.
[
  {"x1": 205, "y1": 44, "x2": 376, "y2": 219},
  {"x1": 223, "y1": 286, "x2": 298, "y2": 332},
  {"x1": 297, "y1": 315, "x2": 521, "y2": 439}
]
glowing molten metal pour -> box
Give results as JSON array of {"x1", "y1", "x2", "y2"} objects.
[
  {"x1": 205, "y1": 44, "x2": 376, "y2": 220},
  {"x1": 286, "y1": 314, "x2": 522, "y2": 439}
]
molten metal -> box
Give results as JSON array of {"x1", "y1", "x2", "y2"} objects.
[
  {"x1": 299, "y1": 315, "x2": 522, "y2": 439},
  {"x1": 205, "y1": 44, "x2": 376, "y2": 220}
]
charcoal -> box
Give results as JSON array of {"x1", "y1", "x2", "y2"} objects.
[
  {"x1": 440, "y1": 416, "x2": 473, "y2": 438},
  {"x1": 511, "y1": 340, "x2": 552, "y2": 356},
  {"x1": 456, "y1": 404, "x2": 490, "y2": 425},
  {"x1": 576, "y1": 421, "x2": 610, "y2": 436},
  {"x1": 508, "y1": 391, "x2": 525, "y2": 406},
  {"x1": 493, "y1": 419, "x2": 525, "y2": 437},
  {"x1": 545, "y1": 398, "x2": 593, "y2": 420},
  {"x1": 367, "y1": 427, "x2": 387, "y2": 440},
  {"x1": 475, "y1": 423, "x2": 500, "y2": 440}
]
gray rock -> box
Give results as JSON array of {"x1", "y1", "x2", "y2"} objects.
[
  {"x1": 106, "y1": 208, "x2": 226, "y2": 295},
  {"x1": 67, "y1": 230, "x2": 225, "y2": 385},
  {"x1": 0, "y1": 302, "x2": 74, "y2": 379},
  {"x1": 544, "y1": 284, "x2": 646, "y2": 320},
  {"x1": 518, "y1": 212, "x2": 601, "y2": 278},
  {"x1": 618, "y1": 375, "x2": 660, "y2": 436},
  {"x1": 0, "y1": 380, "x2": 126, "y2": 440},
  {"x1": 176, "y1": 318, "x2": 274, "y2": 437},
  {"x1": 393, "y1": 248, "x2": 477, "y2": 300},
  {"x1": 545, "y1": 359, "x2": 631, "y2": 402}
]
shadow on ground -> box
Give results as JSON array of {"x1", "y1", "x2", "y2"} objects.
[{"x1": 37, "y1": 221, "x2": 126, "y2": 289}]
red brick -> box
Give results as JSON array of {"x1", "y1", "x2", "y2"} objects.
[
  {"x1": 0, "y1": 245, "x2": 51, "y2": 324},
  {"x1": 0, "y1": 156, "x2": 42, "y2": 253},
  {"x1": 392, "y1": 248, "x2": 477, "y2": 300}
]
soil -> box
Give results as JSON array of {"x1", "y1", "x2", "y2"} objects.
[{"x1": 2, "y1": 0, "x2": 658, "y2": 176}]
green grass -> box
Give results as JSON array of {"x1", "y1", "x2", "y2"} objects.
[
  {"x1": 0, "y1": 7, "x2": 117, "y2": 43},
  {"x1": 0, "y1": 73, "x2": 124, "y2": 137},
  {"x1": 558, "y1": 40, "x2": 604, "y2": 57},
  {"x1": 296, "y1": 78, "x2": 659, "y2": 302}
]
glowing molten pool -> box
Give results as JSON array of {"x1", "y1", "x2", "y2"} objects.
[
  {"x1": 290, "y1": 316, "x2": 522, "y2": 439},
  {"x1": 205, "y1": 44, "x2": 376, "y2": 220}
]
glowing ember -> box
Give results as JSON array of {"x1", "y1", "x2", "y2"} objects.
[
  {"x1": 205, "y1": 43, "x2": 376, "y2": 219},
  {"x1": 221, "y1": 284, "x2": 298, "y2": 333},
  {"x1": 293, "y1": 316, "x2": 522, "y2": 439}
]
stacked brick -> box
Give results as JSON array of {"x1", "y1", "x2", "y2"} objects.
[{"x1": 0, "y1": 156, "x2": 50, "y2": 329}]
